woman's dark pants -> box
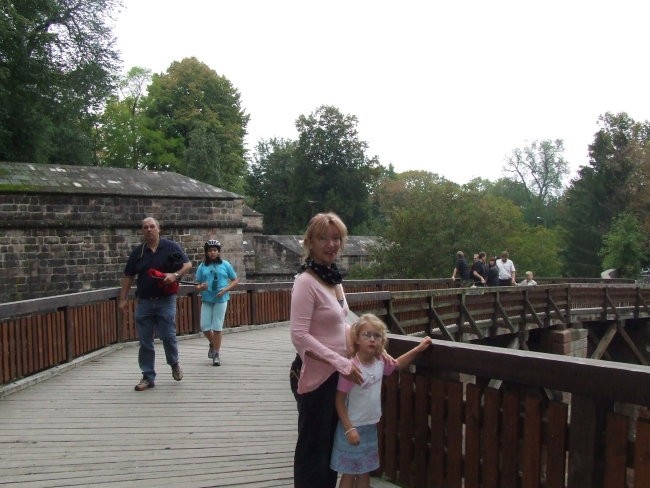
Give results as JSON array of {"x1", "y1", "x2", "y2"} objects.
[{"x1": 294, "y1": 373, "x2": 339, "y2": 488}]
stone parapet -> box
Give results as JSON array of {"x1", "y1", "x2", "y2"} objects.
[{"x1": 540, "y1": 327, "x2": 589, "y2": 358}]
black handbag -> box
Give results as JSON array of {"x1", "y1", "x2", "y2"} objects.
[{"x1": 289, "y1": 353, "x2": 302, "y2": 401}]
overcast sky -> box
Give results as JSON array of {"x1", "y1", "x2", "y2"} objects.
[{"x1": 113, "y1": 0, "x2": 650, "y2": 185}]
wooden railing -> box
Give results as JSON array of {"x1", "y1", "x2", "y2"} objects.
[
  {"x1": 1, "y1": 280, "x2": 649, "y2": 487},
  {"x1": 1, "y1": 281, "x2": 648, "y2": 386},
  {"x1": 382, "y1": 335, "x2": 650, "y2": 488}
]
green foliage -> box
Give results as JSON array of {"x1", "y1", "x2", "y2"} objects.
[
  {"x1": 142, "y1": 57, "x2": 249, "y2": 193},
  {"x1": 503, "y1": 139, "x2": 569, "y2": 203},
  {"x1": 246, "y1": 138, "x2": 298, "y2": 234},
  {"x1": 96, "y1": 67, "x2": 152, "y2": 168},
  {"x1": 358, "y1": 170, "x2": 565, "y2": 279},
  {"x1": 291, "y1": 105, "x2": 382, "y2": 233},
  {"x1": 0, "y1": 0, "x2": 121, "y2": 164},
  {"x1": 599, "y1": 212, "x2": 646, "y2": 277},
  {"x1": 559, "y1": 112, "x2": 650, "y2": 276}
]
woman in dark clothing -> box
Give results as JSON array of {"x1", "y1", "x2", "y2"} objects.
[{"x1": 486, "y1": 256, "x2": 499, "y2": 286}]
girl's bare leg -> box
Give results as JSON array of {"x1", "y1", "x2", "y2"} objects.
[{"x1": 338, "y1": 473, "x2": 355, "y2": 488}]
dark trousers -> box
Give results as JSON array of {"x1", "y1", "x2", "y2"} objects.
[
  {"x1": 294, "y1": 372, "x2": 339, "y2": 488},
  {"x1": 499, "y1": 278, "x2": 512, "y2": 286}
]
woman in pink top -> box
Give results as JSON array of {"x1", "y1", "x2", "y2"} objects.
[{"x1": 291, "y1": 212, "x2": 363, "y2": 488}]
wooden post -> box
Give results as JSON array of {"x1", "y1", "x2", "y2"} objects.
[
  {"x1": 568, "y1": 394, "x2": 610, "y2": 488},
  {"x1": 63, "y1": 305, "x2": 74, "y2": 363}
]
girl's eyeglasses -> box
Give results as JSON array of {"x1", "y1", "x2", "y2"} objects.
[{"x1": 360, "y1": 331, "x2": 383, "y2": 340}]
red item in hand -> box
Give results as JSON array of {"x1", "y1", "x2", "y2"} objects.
[{"x1": 147, "y1": 268, "x2": 179, "y2": 295}]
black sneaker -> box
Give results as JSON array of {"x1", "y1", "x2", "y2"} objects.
[
  {"x1": 212, "y1": 353, "x2": 220, "y2": 366},
  {"x1": 208, "y1": 345, "x2": 214, "y2": 358},
  {"x1": 171, "y1": 363, "x2": 183, "y2": 381},
  {"x1": 134, "y1": 377, "x2": 154, "y2": 391}
]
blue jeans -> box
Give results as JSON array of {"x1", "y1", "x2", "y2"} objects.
[{"x1": 135, "y1": 295, "x2": 179, "y2": 383}]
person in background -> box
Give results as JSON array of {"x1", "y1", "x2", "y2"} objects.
[
  {"x1": 330, "y1": 313, "x2": 431, "y2": 488},
  {"x1": 496, "y1": 251, "x2": 516, "y2": 286},
  {"x1": 486, "y1": 256, "x2": 500, "y2": 286},
  {"x1": 195, "y1": 239, "x2": 239, "y2": 366},
  {"x1": 451, "y1": 251, "x2": 470, "y2": 287},
  {"x1": 119, "y1": 217, "x2": 191, "y2": 391},
  {"x1": 290, "y1": 212, "x2": 364, "y2": 488},
  {"x1": 519, "y1": 271, "x2": 537, "y2": 286},
  {"x1": 471, "y1": 251, "x2": 488, "y2": 286}
]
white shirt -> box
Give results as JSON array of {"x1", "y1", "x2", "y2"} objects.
[{"x1": 496, "y1": 259, "x2": 515, "y2": 280}]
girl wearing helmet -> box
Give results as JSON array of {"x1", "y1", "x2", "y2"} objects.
[{"x1": 195, "y1": 239, "x2": 239, "y2": 365}]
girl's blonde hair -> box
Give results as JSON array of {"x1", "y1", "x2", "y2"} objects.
[
  {"x1": 350, "y1": 313, "x2": 388, "y2": 358},
  {"x1": 301, "y1": 212, "x2": 348, "y2": 260}
]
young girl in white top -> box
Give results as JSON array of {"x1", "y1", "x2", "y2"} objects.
[{"x1": 330, "y1": 314, "x2": 432, "y2": 488}]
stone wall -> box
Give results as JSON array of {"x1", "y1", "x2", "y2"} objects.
[
  {"x1": 0, "y1": 163, "x2": 245, "y2": 302},
  {"x1": 0, "y1": 163, "x2": 380, "y2": 301}
]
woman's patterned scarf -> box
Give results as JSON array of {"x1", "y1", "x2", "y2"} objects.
[{"x1": 298, "y1": 258, "x2": 342, "y2": 285}]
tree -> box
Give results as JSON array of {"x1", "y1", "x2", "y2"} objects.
[
  {"x1": 246, "y1": 138, "x2": 298, "y2": 234},
  {"x1": 143, "y1": 57, "x2": 249, "y2": 193},
  {"x1": 96, "y1": 67, "x2": 152, "y2": 168},
  {"x1": 291, "y1": 105, "x2": 382, "y2": 233},
  {"x1": 599, "y1": 212, "x2": 646, "y2": 278},
  {"x1": 349, "y1": 169, "x2": 565, "y2": 280},
  {"x1": 503, "y1": 139, "x2": 569, "y2": 202},
  {"x1": 559, "y1": 113, "x2": 650, "y2": 276},
  {"x1": 0, "y1": 0, "x2": 121, "y2": 164}
]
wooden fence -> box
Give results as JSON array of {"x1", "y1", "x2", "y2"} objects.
[
  {"x1": 1, "y1": 279, "x2": 649, "y2": 487},
  {"x1": 382, "y1": 335, "x2": 650, "y2": 488},
  {"x1": 1, "y1": 280, "x2": 648, "y2": 386}
]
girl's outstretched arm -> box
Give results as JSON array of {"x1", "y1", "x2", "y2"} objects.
[{"x1": 395, "y1": 336, "x2": 432, "y2": 371}]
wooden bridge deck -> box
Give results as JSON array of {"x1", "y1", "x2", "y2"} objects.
[
  {"x1": 1, "y1": 324, "x2": 298, "y2": 487},
  {"x1": 0, "y1": 323, "x2": 397, "y2": 488}
]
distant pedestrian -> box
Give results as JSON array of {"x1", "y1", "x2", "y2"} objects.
[
  {"x1": 496, "y1": 251, "x2": 516, "y2": 286},
  {"x1": 119, "y1": 217, "x2": 191, "y2": 391},
  {"x1": 486, "y1": 256, "x2": 499, "y2": 286},
  {"x1": 471, "y1": 252, "x2": 488, "y2": 286},
  {"x1": 195, "y1": 239, "x2": 239, "y2": 366},
  {"x1": 451, "y1": 251, "x2": 470, "y2": 287},
  {"x1": 519, "y1": 271, "x2": 537, "y2": 286}
]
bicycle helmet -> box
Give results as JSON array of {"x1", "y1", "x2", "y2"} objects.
[{"x1": 204, "y1": 239, "x2": 221, "y2": 252}]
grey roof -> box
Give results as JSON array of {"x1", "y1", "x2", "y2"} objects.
[
  {"x1": 264, "y1": 235, "x2": 380, "y2": 257},
  {"x1": 0, "y1": 162, "x2": 242, "y2": 199}
]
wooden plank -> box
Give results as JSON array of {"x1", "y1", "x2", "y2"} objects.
[
  {"x1": 413, "y1": 374, "x2": 430, "y2": 488},
  {"x1": 603, "y1": 413, "x2": 628, "y2": 488},
  {"x1": 397, "y1": 371, "x2": 415, "y2": 486},
  {"x1": 635, "y1": 418, "x2": 650, "y2": 488},
  {"x1": 501, "y1": 390, "x2": 520, "y2": 488},
  {"x1": 428, "y1": 378, "x2": 445, "y2": 487},
  {"x1": 521, "y1": 395, "x2": 541, "y2": 488},
  {"x1": 545, "y1": 401, "x2": 568, "y2": 488},
  {"x1": 464, "y1": 384, "x2": 481, "y2": 488},
  {"x1": 382, "y1": 373, "x2": 398, "y2": 480},
  {"x1": 446, "y1": 381, "x2": 463, "y2": 487},
  {"x1": 482, "y1": 388, "x2": 500, "y2": 488}
]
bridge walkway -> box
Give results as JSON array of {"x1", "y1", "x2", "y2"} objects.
[{"x1": 1, "y1": 324, "x2": 397, "y2": 487}]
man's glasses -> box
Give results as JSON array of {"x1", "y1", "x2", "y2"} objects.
[{"x1": 360, "y1": 331, "x2": 383, "y2": 340}]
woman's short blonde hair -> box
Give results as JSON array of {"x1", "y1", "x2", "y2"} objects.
[
  {"x1": 301, "y1": 212, "x2": 348, "y2": 259},
  {"x1": 350, "y1": 313, "x2": 388, "y2": 358}
]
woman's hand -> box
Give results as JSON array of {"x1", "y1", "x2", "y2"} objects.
[
  {"x1": 196, "y1": 283, "x2": 208, "y2": 291},
  {"x1": 342, "y1": 362, "x2": 363, "y2": 385}
]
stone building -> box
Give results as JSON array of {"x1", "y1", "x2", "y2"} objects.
[
  {"x1": 0, "y1": 162, "x2": 380, "y2": 302},
  {"x1": 0, "y1": 162, "x2": 245, "y2": 302},
  {"x1": 246, "y1": 235, "x2": 380, "y2": 281}
]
